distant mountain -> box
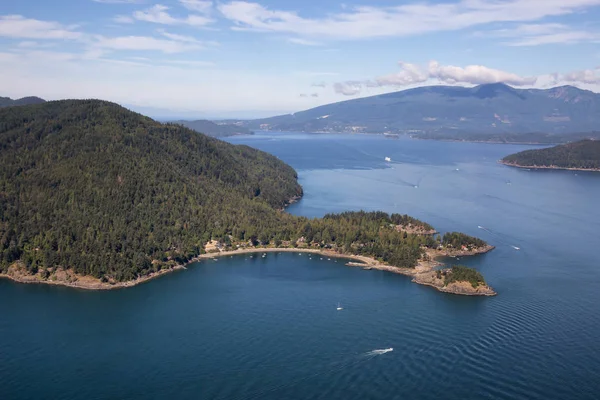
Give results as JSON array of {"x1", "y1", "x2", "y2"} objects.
[
  {"x1": 502, "y1": 139, "x2": 600, "y2": 171},
  {"x1": 242, "y1": 84, "x2": 600, "y2": 139},
  {"x1": 0, "y1": 96, "x2": 45, "y2": 108},
  {"x1": 173, "y1": 119, "x2": 253, "y2": 137}
]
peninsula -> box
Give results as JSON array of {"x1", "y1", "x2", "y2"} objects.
[
  {"x1": 0, "y1": 100, "x2": 494, "y2": 296},
  {"x1": 501, "y1": 139, "x2": 600, "y2": 172}
]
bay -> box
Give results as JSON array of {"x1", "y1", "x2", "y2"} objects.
[{"x1": 2, "y1": 132, "x2": 599, "y2": 400}]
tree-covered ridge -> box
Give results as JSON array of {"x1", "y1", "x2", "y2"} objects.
[
  {"x1": 442, "y1": 265, "x2": 487, "y2": 288},
  {"x1": 502, "y1": 139, "x2": 600, "y2": 170},
  {"x1": 0, "y1": 100, "x2": 302, "y2": 281},
  {"x1": 0, "y1": 100, "x2": 489, "y2": 284},
  {"x1": 442, "y1": 232, "x2": 487, "y2": 249}
]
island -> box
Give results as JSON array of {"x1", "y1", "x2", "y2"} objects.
[
  {"x1": 501, "y1": 139, "x2": 600, "y2": 171},
  {"x1": 0, "y1": 100, "x2": 495, "y2": 296}
]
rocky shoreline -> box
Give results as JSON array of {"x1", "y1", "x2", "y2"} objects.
[{"x1": 0, "y1": 246, "x2": 496, "y2": 296}]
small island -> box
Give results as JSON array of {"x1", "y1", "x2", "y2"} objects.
[
  {"x1": 501, "y1": 139, "x2": 600, "y2": 172},
  {"x1": 0, "y1": 100, "x2": 495, "y2": 297}
]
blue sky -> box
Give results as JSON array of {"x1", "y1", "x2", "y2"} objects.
[{"x1": 1, "y1": 0, "x2": 600, "y2": 118}]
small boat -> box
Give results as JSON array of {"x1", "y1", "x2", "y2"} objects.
[
  {"x1": 384, "y1": 157, "x2": 391, "y2": 162},
  {"x1": 336, "y1": 303, "x2": 343, "y2": 311}
]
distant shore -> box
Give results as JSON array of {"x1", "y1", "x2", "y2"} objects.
[
  {"x1": 1, "y1": 245, "x2": 496, "y2": 296},
  {"x1": 500, "y1": 160, "x2": 600, "y2": 172}
]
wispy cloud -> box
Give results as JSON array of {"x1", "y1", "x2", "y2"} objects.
[
  {"x1": 93, "y1": 0, "x2": 145, "y2": 3},
  {"x1": 179, "y1": 0, "x2": 213, "y2": 14},
  {"x1": 132, "y1": 4, "x2": 213, "y2": 26},
  {"x1": 0, "y1": 15, "x2": 82, "y2": 39},
  {"x1": 287, "y1": 37, "x2": 321, "y2": 46},
  {"x1": 93, "y1": 35, "x2": 203, "y2": 53},
  {"x1": 113, "y1": 15, "x2": 135, "y2": 23},
  {"x1": 157, "y1": 29, "x2": 205, "y2": 44},
  {"x1": 334, "y1": 60, "x2": 537, "y2": 96},
  {"x1": 482, "y1": 23, "x2": 600, "y2": 46},
  {"x1": 218, "y1": 0, "x2": 600, "y2": 40}
]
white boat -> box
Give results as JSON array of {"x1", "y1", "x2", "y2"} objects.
[
  {"x1": 384, "y1": 157, "x2": 391, "y2": 162},
  {"x1": 336, "y1": 303, "x2": 343, "y2": 311}
]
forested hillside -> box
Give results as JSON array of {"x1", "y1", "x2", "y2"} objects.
[
  {"x1": 0, "y1": 100, "x2": 487, "y2": 284},
  {"x1": 0, "y1": 100, "x2": 301, "y2": 280},
  {"x1": 502, "y1": 140, "x2": 600, "y2": 170}
]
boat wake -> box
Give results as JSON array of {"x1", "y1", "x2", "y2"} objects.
[
  {"x1": 479, "y1": 226, "x2": 522, "y2": 250},
  {"x1": 364, "y1": 348, "x2": 394, "y2": 357}
]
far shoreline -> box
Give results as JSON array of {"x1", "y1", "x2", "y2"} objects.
[
  {"x1": 500, "y1": 160, "x2": 600, "y2": 172},
  {"x1": 1, "y1": 245, "x2": 496, "y2": 296}
]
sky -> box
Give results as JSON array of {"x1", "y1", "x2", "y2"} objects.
[{"x1": 1, "y1": 0, "x2": 600, "y2": 118}]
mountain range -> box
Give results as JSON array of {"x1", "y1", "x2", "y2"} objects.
[{"x1": 240, "y1": 84, "x2": 600, "y2": 141}]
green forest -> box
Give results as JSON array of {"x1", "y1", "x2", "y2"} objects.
[
  {"x1": 442, "y1": 265, "x2": 487, "y2": 288},
  {"x1": 0, "y1": 100, "x2": 487, "y2": 283},
  {"x1": 502, "y1": 139, "x2": 600, "y2": 170}
]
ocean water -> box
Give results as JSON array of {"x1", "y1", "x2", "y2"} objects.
[{"x1": 2, "y1": 132, "x2": 600, "y2": 400}]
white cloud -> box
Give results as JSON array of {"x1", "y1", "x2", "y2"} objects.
[
  {"x1": 157, "y1": 29, "x2": 203, "y2": 44},
  {"x1": 0, "y1": 15, "x2": 81, "y2": 39},
  {"x1": 94, "y1": 35, "x2": 202, "y2": 53},
  {"x1": 179, "y1": 0, "x2": 213, "y2": 14},
  {"x1": 165, "y1": 59, "x2": 215, "y2": 67},
  {"x1": 552, "y1": 68, "x2": 600, "y2": 84},
  {"x1": 113, "y1": 15, "x2": 135, "y2": 23},
  {"x1": 133, "y1": 4, "x2": 213, "y2": 26},
  {"x1": 16, "y1": 41, "x2": 57, "y2": 48},
  {"x1": 427, "y1": 61, "x2": 537, "y2": 86},
  {"x1": 376, "y1": 62, "x2": 429, "y2": 86},
  {"x1": 218, "y1": 0, "x2": 600, "y2": 39},
  {"x1": 287, "y1": 37, "x2": 321, "y2": 46},
  {"x1": 333, "y1": 81, "x2": 362, "y2": 96},
  {"x1": 483, "y1": 23, "x2": 600, "y2": 46},
  {"x1": 336, "y1": 60, "x2": 537, "y2": 96}
]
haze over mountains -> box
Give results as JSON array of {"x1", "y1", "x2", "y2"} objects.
[
  {"x1": 173, "y1": 119, "x2": 253, "y2": 138},
  {"x1": 240, "y1": 84, "x2": 600, "y2": 141}
]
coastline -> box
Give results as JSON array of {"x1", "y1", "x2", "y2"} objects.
[
  {"x1": 500, "y1": 160, "x2": 600, "y2": 172},
  {"x1": 1, "y1": 245, "x2": 496, "y2": 296}
]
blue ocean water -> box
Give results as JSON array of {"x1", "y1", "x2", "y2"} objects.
[{"x1": 2, "y1": 132, "x2": 600, "y2": 400}]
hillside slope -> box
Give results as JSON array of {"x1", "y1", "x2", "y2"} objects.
[
  {"x1": 0, "y1": 100, "x2": 302, "y2": 281},
  {"x1": 502, "y1": 139, "x2": 600, "y2": 170},
  {"x1": 244, "y1": 84, "x2": 600, "y2": 137}
]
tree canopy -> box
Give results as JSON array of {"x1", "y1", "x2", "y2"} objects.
[{"x1": 502, "y1": 139, "x2": 600, "y2": 170}]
